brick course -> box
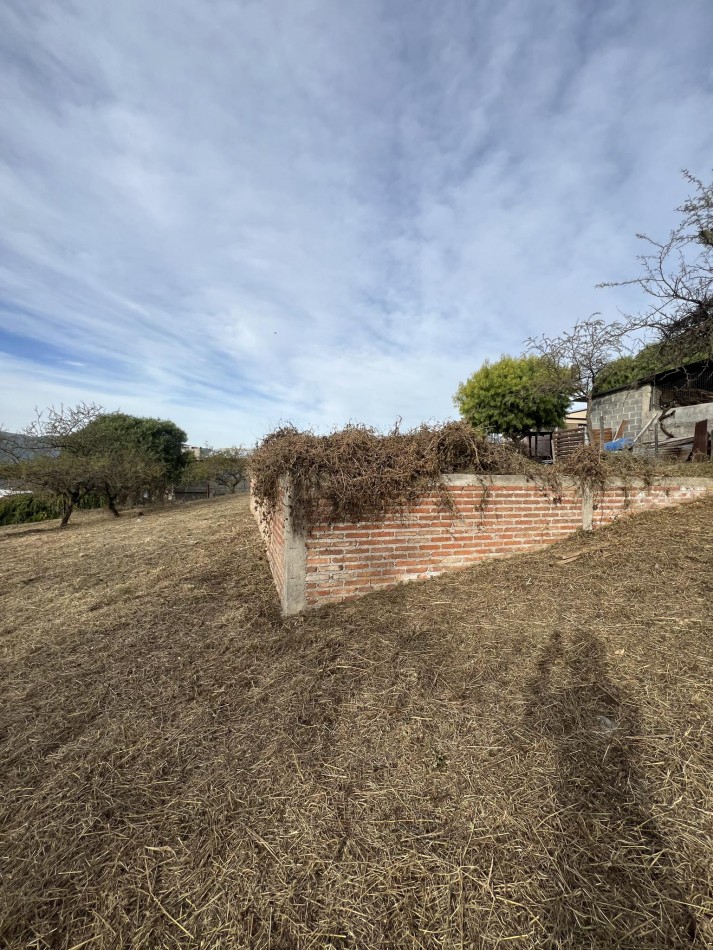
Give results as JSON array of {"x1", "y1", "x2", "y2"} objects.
[{"x1": 253, "y1": 475, "x2": 713, "y2": 613}]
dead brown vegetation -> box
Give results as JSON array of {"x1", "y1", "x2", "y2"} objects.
[
  {"x1": 558, "y1": 442, "x2": 659, "y2": 492},
  {"x1": 250, "y1": 423, "x2": 690, "y2": 532},
  {"x1": 250, "y1": 421, "x2": 530, "y2": 532},
  {"x1": 1, "y1": 495, "x2": 712, "y2": 948}
]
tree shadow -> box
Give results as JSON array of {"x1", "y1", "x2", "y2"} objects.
[
  {"x1": 525, "y1": 629, "x2": 699, "y2": 949},
  {"x1": 0, "y1": 524, "x2": 61, "y2": 539}
]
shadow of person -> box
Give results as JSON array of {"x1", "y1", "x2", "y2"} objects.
[{"x1": 524, "y1": 629, "x2": 698, "y2": 949}]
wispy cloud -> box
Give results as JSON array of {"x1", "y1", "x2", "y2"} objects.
[{"x1": 1, "y1": 0, "x2": 712, "y2": 444}]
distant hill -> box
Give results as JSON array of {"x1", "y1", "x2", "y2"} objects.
[
  {"x1": 0, "y1": 433, "x2": 50, "y2": 493},
  {"x1": 0, "y1": 432, "x2": 51, "y2": 462}
]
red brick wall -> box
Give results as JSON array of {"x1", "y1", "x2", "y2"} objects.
[
  {"x1": 304, "y1": 481, "x2": 583, "y2": 607},
  {"x1": 253, "y1": 476, "x2": 713, "y2": 612},
  {"x1": 593, "y1": 483, "x2": 709, "y2": 526},
  {"x1": 251, "y1": 492, "x2": 286, "y2": 604}
]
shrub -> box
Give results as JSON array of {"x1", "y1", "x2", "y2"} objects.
[
  {"x1": 455, "y1": 356, "x2": 571, "y2": 438},
  {"x1": 0, "y1": 492, "x2": 102, "y2": 526}
]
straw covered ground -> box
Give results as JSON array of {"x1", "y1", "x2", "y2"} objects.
[{"x1": 1, "y1": 494, "x2": 712, "y2": 949}]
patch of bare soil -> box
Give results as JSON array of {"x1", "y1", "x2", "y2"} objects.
[{"x1": 1, "y1": 494, "x2": 712, "y2": 948}]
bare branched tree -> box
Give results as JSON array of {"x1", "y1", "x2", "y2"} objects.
[
  {"x1": 0, "y1": 403, "x2": 103, "y2": 463},
  {"x1": 25, "y1": 403, "x2": 105, "y2": 450},
  {"x1": 0, "y1": 404, "x2": 105, "y2": 526},
  {"x1": 599, "y1": 171, "x2": 713, "y2": 367},
  {"x1": 526, "y1": 314, "x2": 630, "y2": 442},
  {"x1": 0, "y1": 455, "x2": 97, "y2": 527}
]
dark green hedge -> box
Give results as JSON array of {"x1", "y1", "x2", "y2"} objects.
[{"x1": 0, "y1": 492, "x2": 103, "y2": 526}]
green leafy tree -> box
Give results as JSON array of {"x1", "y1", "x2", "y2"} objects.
[
  {"x1": 0, "y1": 406, "x2": 188, "y2": 526},
  {"x1": 88, "y1": 447, "x2": 167, "y2": 517},
  {"x1": 593, "y1": 342, "x2": 679, "y2": 394},
  {"x1": 77, "y1": 413, "x2": 189, "y2": 485},
  {"x1": 454, "y1": 355, "x2": 571, "y2": 439}
]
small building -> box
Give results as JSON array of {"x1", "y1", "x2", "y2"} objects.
[
  {"x1": 591, "y1": 358, "x2": 713, "y2": 454},
  {"x1": 564, "y1": 408, "x2": 588, "y2": 430},
  {"x1": 183, "y1": 445, "x2": 208, "y2": 460}
]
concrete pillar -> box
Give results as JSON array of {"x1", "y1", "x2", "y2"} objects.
[
  {"x1": 581, "y1": 485, "x2": 594, "y2": 531},
  {"x1": 281, "y1": 480, "x2": 307, "y2": 615}
]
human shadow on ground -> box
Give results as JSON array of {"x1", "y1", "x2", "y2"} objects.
[{"x1": 524, "y1": 629, "x2": 699, "y2": 949}]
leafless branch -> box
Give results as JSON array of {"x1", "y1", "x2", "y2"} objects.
[
  {"x1": 598, "y1": 171, "x2": 713, "y2": 366},
  {"x1": 525, "y1": 314, "x2": 631, "y2": 440}
]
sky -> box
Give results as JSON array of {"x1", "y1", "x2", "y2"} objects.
[{"x1": 1, "y1": 0, "x2": 712, "y2": 447}]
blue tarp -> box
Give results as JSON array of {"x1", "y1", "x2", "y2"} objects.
[{"x1": 603, "y1": 437, "x2": 635, "y2": 452}]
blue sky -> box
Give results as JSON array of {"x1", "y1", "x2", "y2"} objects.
[{"x1": 1, "y1": 0, "x2": 712, "y2": 446}]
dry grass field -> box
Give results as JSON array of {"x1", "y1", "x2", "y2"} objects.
[{"x1": 1, "y1": 494, "x2": 712, "y2": 949}]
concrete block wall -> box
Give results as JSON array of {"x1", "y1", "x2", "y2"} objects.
[
  {"x1": 253, "y1": 475, "x2": 713, "y2": 614},
  {"x1": 591, "y1": 384, "x2": 654, "y2": 439},
  {"x1": 656, "y1": 401, "x2": 713, "y2": 440},
  {"x1": 592, "y1": 386, "x2": 713, "y2": 443}
]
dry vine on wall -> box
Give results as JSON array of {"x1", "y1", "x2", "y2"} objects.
[{"x1": 250, "y1": 422, "x2": 658, "y2": 535}]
